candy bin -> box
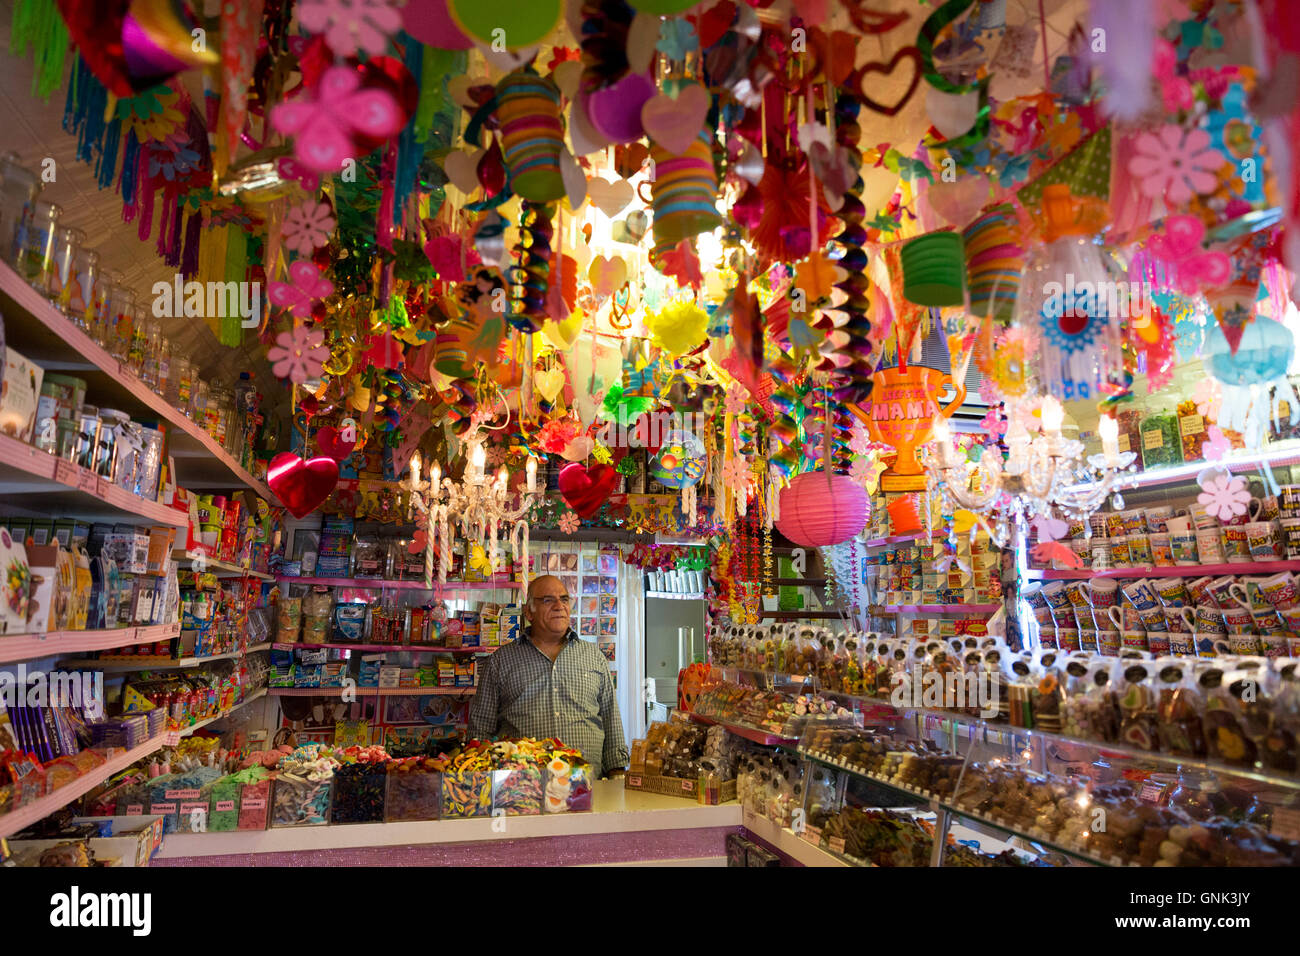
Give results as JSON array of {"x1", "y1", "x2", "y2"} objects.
[
  {"x1": 544, "y1": 752, "x2": 593, "y2": 813},
  {"x1": 492, "y1": 766, "x2": 543, "y2": 816},
  {"x1": 330, "y1": 748, "x2": 391, "y2": 824},
  {"x1": 441, "y1": 766, "x2": 493, "y2": 817},
  {"x1": 113, "y1": 778, "x2": 150, "y2": 817},
  {"x1": 384, "y1": 757, "x2": 443, "y2": 822},
  {"x1": 237, "y1": 773, "x2": 271, "y2": 830},
  {"x1": 271, "y1": 746, "x2": 337, "y2": 826},
  {"x1": 208, "y1": 774, "x2": 241, "y2": 831}
]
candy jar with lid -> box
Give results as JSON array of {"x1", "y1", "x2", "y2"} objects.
[
  {"x1": 1199, "y1": 664, "x2": 1258, "y2": 767},
  {"x1": 1154, "y1": 659, "x2": 1206, "y2": 758},
  {"x1": 1117, "y1": 662, "x2": 1159, "y2": 751}
]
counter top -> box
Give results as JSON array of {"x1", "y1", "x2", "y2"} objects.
[{"x1": 155, "y1": 780, "x2": 741, "y2": 860}]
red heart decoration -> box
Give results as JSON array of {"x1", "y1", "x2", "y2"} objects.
[
  {"x1": 316, "y1": 426, "x2": 357, "y2": 462},
  {"x1": 853, "y1": 48, "x2": 922, "y2": 117},
  {"x1": 268, "y1": 452, "x2": 340, "y2": 519},
  {"x1": 558, "y1": 463, "x2": 618, "y2": 519}
]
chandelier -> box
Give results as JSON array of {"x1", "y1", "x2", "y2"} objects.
[
  {"x1": 925, "y1": 396, "x2": 1138, "y2": 550},
  {"x1": 407, "y1": 430, "x2": 543, "y2": 588}
]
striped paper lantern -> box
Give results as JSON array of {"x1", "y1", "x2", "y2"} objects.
[
  {"x1": 963, "y1": 204, "x2": 1023, "y2": 319},
  {"x1": 496, "y1": 70, "x2": 566, "y2": 202},
  {"x1": 775, "y1": 471, "x2": 869, "y2": 547},
  {"x1": 650, "y1": 132, "x2": 722, "y2": 257}
]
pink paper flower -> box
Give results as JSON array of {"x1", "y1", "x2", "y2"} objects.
[
  {"x1": 1192, "y1": 378, "x2": 1221, "y2": 418},
  {"x1": 278, "y1": 157, "x2": 321, "y2": 193},
  {"x1": 1203, "y1": 425, "x2": 1231, "y2": 461},
  {"x1": 267, "y1": 325, "x2": 331, "y2": 384},
  {"x1": 270, "y1": 66, "x2": 404, "y2": 174},
  {"x1": 722, "y1": 455, "x2": 753, "y2": 493},
  {"x1": 1128, "y1": 125, "x2": 1224, "y2": 205},
  {"x1": 486, "y1": 444, "x2": 509, "y2": 467},
  {"x1": 282, "y1": 201, "x2": 336, "y2": 256},
  {"x1": 1146, "y1": 215, "x2": 1231, "y2": 294},
  {"x1": 724, "y1": 383, "x2": 748, "y2": 415},
  {"x1": 297, "y1": 0, "x2": 401, "y2": 57},
  {"x1": 1030, "y1": 514, "x2": 1069, "y2": 543},
  {"x1": 849, "y1": 421, "x2": 872, "y2": 455},
  {"x1": 1197, "y1": 472, "x2": 1251, "y2": 520},
  {"x1": 269, "y1": 260, "x2": 335, "y2": 316},
  {"x1": 558, "y1": 510, "x2": 580, "y2": 534}
]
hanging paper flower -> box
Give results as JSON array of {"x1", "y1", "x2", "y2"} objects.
[
  {"x1": 558, "y1": 511, "x2": 581, "y2": 534},
  {"x1": 1146, "y1": 215, "x2": 1232, "y2": 294},
  {"x1": 485, "y1": 444, "x2": 509, "y2": 467},
  {"x1": 724, "y1": 383, "x2": 748, "y2": 415},
  {"x1": 539, "y1": 419, "x2": 581, "y2": 454},
  {"x1": 1203, "y1": 425, "x2": 1232, "y2": 461},
  {"x1": 1127, "y1": 125, "x2": 1225, "y2": 204},
  {"x1": 647, "y1": 302, "x2": 709, "y2": 356},
  {"x1": 1197, "y1": 471, "x2": 1251, "y2": 520},
  {"x1": 849, "y1": 421, "x2": 872, "y2": 456},
  {"x1": 270, "y1": 66, "x2": 404, "y2": 174},
  {"x1": 278, "y1": 157, "x2": 321, "y2": 193},
  {"x1": 282, "y1": 201, "x2": 337, "y2": 256},
  {"x1": 268, "y1": 260, "x2": 335, "y2": 315},
  {"x1": 116, "y1": 86, "x2": 185, "y2": 143},
  {"x1": 980, "y1": 405, "x2": 1008, "y2": 437},
  {"x1": 297, "y1": 0, "x2": 401, "y2": 57},
  {"x1": 721, "y1": 455, "x2": 754, "y2": 494},
  {"x1": 1192, "y1": 376, "x2": 1222, "y2": 418},
  {"x1": 849, "y1": 456, "x2": 875, "y2": 483},
  {"x1": 1030, "y1": 514, "x2": 1069, "y2": 543},
  {"x1": 267, "y1": 326, "x2": 331, "y2": 384}
]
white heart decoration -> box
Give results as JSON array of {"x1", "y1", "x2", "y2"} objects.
[
  {"x1": 626, "y1": 12, "x2": 660, "y2": 75},
  {"x1": 586, "y1": 177, "x2": 634, "y2": 218},
  {"x1": 535, "y1": 366, "x2": 566, "y2": 402},
  {"x1": 477, "y1": 43, "x2": 540, "y2": 73},
  {"x1": 569, "y1": 93, "x2": 611, "y2": 156},
  {"x1": 443, "y1": 149, "x2": 484, "y2": 193},
  {"x1": 552, "y1": 60, "x2": 582, "y2": 100},
  {"x1": 559, "y1": 149, "x2": 586, "y2": 210}
]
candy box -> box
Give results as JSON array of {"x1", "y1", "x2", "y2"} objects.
[
  {"x1": 330, "y1": 761, "x2": 388, "y2": 824},
  {"x1": 70, "y1": 815, "x2": 165, "y2": 867},
  {"x1": 0, "y1": 346, "x2": 44, "y2": 443},
  {"x1": 384, "y1": 762, "x2": 441, "y2": 822},
  {"x1": 441, "y1": 768, "x2": 493, "y2": 817},
  {"x1": 544, "y1": 759, "x2": 593, "y2": 812},
  {"x1": 208, "y1": 775, "x2": 241, "y2": 831},
  {"x1": 271, "y1": 772, "x2": 333, "y2": 827},
  {"x1": 238, "y1": 778, "x2": 271, "y2": 830},
  {"x1": 492, "y1": 766, "x2": 543, "y2": 815}
]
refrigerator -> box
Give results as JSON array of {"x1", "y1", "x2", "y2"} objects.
[{"x1": 642, "y1": 592, "x2": 706, "y2": 727}]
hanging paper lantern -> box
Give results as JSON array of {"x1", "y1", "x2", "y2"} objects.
[
  {"x1": 774, "y1": 471, "x2": 869, "y2": 547},
  {"x1": 900, "y1": 231, "x2": 966, "y2": 306},
  {"x1": 496, "y1": 69, "x2": 566, "y2": 202},
  {"x1": 649, "y1": 132, "x2": 722, "y2": 257},
  {"x1": 963, "y1": 204, "x2": 1023, "y2": 319}
]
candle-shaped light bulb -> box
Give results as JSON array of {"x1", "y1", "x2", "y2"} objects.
[
  {"x1": 431, "y1": 461, "x2": 441, "y2": 489},
  {"x1": 933, "y1": 416, "x2": 950, "y2": 443},
  {"x1": 496, "y1": 466, "x2": 509, "y2": 490},
  {"x1": 410, "y1": 452, "x2": 421, "y2": 489},
  {"x1": 1040, "y1": 395, "x2": 1064, "y2": 435},
  {"x1": 526, "y1": 456, "x2": 538, "y2": 492},
  {"x1": 470, "y1": 442, "x2": 486, "y2": 482},
  {"x1": 1099, "y1": 413, "x2": 1119, "y2": 463}
]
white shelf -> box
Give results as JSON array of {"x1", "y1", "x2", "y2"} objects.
[
  {"x1": 165, "y1": 687, "x2": 269, "y2": 743},
  {"x1": 741, "y1": 809, "x2": 853, "y2": 867},
  {"x1": 174, "y1": 550, "x2": 273, "y2": 580},
  {"x1": 0, "y1": 622, "x2": 180, "y2": 664},
  {"x1": 60, "y1": 642, "x2": 272, "y2": 672}
]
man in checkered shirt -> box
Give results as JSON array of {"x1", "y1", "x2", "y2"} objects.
[{"x1": 469, "y1": 574, "x2": 628, "y2": 777}]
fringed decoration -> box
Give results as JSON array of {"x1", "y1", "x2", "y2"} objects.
[
  {"x1": 63, "y1": 56, "x2": 119, "y2": 186},
  {"x1": 219, "y1": 227, "x2": 247, "y2": 345},
  {"x1": 392, "y1": 32, "x2": 423, "y2": 222},
  {"x1": 136, "y1": 156, "x2": 155, "y2": 241},
  {"x1": 119, "y1": 129, "x2": 141, "y2": 205},
  {"x1": 11, "y1": 0, "x2": 69, "y2": 100},
  {"x1": 156, "y1": 188, "x2": 174, "y2": 259},
  {"x1": 180, "y1": 210, "x2": 202, "y2": 278}
]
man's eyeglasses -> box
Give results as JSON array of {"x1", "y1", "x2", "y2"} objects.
[{"x1": 531, "y1": 594, "x2": 572, "y2": 607}]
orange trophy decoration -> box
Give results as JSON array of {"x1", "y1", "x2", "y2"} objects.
[{"x1": 853, "y1": 321, "x2": 965, "y2": 491}]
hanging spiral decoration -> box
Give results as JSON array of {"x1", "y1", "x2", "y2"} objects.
[
  {"x1": 579, "y1": 0, "x2": 635, "y2": 93},
  {"x1": 830, "y1": 89, "x2": 874, "y2": 405},
  {"x1": 510, "y1": 200, "x2": 554, "y2": 333}
]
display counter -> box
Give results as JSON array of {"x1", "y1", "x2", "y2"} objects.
[{"x1": 153, "y1": 780, "x2": 741, "y2": 866}]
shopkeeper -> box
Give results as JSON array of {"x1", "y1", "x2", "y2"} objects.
[{"x1": 469, "y1": 574, "x2": 628, "y2": 777}]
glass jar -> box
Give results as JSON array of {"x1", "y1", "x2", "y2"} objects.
[
  {"x1": 19, "y1": 200, "x2": 60, "y2": 287},
  {"x1": 108, "y1": 285, "x2": 136, "y2": 362},
  {"x1": 94, "y1": 408, "x2": 128, "y2": 479},
  {"x1": 140, "y1": 319, "x2": 162, "y2": 387},
  {"x1": 135, "y1": 427, "x2": 164, "y2": 501},
  {"x1": 68, "y1": 246, "x2": 99, "y2": 331},
  {"x1": 206, "y1": 384, "x2": 233, "y2": 446},
  {"x1": 154, "y1": 334, "x2": 171, "y2": 399},
  {"x1": 72, "y1": 405, "x2": 100, "y2": 470},
  {"x1": 168, "y1": 355, "x2": 193, "y2": 413},
  {"x1": 46, "y1": 225, "x2": 84, "y2": 311},
  {"x1": 126, "y1": 305, "x2": 149, "y2": 377},
  {"x1": 91, "y1": 270, "x2": 119, "y2": 348},
  {"x1": 190, "y1": 378, "x2": 209, "y2": 425},
  {"x1": 0, "y1": 153, "x2": 39, "y2": 266}
]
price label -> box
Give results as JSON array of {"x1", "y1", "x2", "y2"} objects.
[
  {"x1": 149, "y1": 802, "x2": 177, "y2": 815},
  {"x1": 1272, "y1": 807, "x2": 1300, "y2": 841},
  {"x1": 78, "y1": 470, "x2": 98, "y2": 494},
  {"x1": 215, "y1": 801, "x2": 235, "y2": 812},
  {"x1": 241, "y1": 797, "x2": 266, "y2": 810},
  {"x1": 627, "y1": 775, "x2": 642, "y2": 787},
  {"x1": 165, "y1": 789, "x2": 201, "y2": 800},
  {"x1": 125, "y1": 804, "x2": 143, "y2": 815},
  {"x1": 1118, "y1": 434, "x2": 1131, "y2": 453},
  {"x1": 53, "y1": 459, "x2": 78, "y2": 486},
  {"x1": 801, "y1": 825, "x2": 821, "y2": 845},
  {"x1": 1179, "y1": 414, "x2": 1205, "y2": 437},
  {"x1": 828, "y1": 836, "x2": 846, "y2": 855},
  {"x1": 681, "y1": 779, "x2": 693, "y2": 791},
  {"x1": 1142, "y1": 428, "x2": 1164, "y2": 451}
]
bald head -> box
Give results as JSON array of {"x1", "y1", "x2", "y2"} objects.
[{"x1": 525, "y1": 573, "x2": 573, "y2": 641}]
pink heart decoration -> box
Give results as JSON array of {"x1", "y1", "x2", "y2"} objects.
[
  {"x1": 641, "y1": 83, "x2": 710, "y2": 155},
  {"x1": 316, "y1": 426, "x2": 356, "y2": 462},
  {"x1": 558, "y1": 462, "x2": 618, "y2": 518},
  {"x1": 268, "y1": 453, "x2": 340, "y2": 519},
  {"x1": 586, "y1": 72, "x2": 657, "y2": 143}
]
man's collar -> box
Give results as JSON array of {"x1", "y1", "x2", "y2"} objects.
[{"x1": 526, "y1": 625, "x2": 578, "y2": 645}]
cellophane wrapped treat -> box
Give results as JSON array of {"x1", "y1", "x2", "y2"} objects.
[
  {"x1": 544, "y1": 748, "x2": 592, "y2": 813},
  {"x1": 384, "y1": 757, "x2": 443, "y2": 822}
]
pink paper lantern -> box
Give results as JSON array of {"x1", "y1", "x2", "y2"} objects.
[{"x1": 775, "y1": 472, "x2": 869, "y2": 547}]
